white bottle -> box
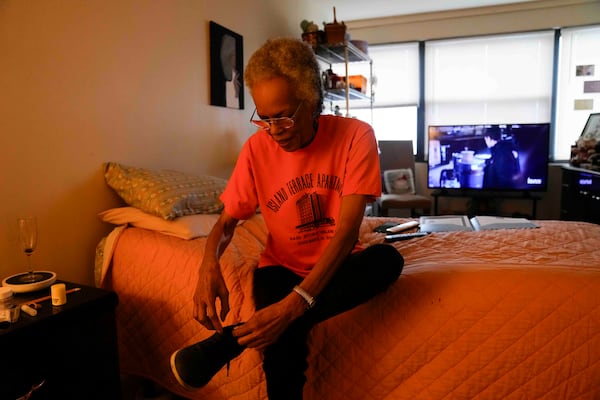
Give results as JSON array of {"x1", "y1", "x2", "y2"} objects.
[{"x1": 0, "y1": 287, "x2": 18, "y2": 326}]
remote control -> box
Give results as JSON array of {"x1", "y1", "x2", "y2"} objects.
[
  {"x1": 385, "y1": 232, "x2": 429, "y2": 242},
  {"x1": 386, "y1": 220, "x2": 419, "y2": 233}
]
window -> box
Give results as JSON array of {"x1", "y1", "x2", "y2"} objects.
[
  {"x1": 336, "y1": 43, "x2": 420, "y2": 145},
  {"x1": 555, "y1": 25, "x2": 600, "y2": 161},
  {"x1": 352, "y1": 106, "x2": 417, "y2": 142},
  {"x1": 425, "y1": 31, "x2": 554, "y2": 128},
  {"x1": 341, "y1": 26, "x2": 600, "y2": 161}
]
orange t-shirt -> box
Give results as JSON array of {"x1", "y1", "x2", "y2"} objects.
[{"x1": 221, "y1": 115, "x2": 381, "y2": 277}]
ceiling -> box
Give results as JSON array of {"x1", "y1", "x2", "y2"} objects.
[{"x1": 308, "y1": 0, "x2": 535, "y2": 21}]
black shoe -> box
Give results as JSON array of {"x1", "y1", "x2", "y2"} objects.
[{"x1": 170, "y1": 325, "x2": 244, "y2": 390}]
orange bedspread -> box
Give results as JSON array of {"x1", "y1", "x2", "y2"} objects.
[{"x1": 100, "y1": 216, "x2": 600, "y2": 399}]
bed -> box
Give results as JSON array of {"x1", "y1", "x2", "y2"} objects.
[
  {"x1": 95, "y1": 214, "x2": 600, "y2": 400},
  {"x1": 96, "y1": 163, "x2": 600, "y2": 399}
]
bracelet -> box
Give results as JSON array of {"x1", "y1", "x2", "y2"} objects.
[{"x1": 293, "y1": 285, "x2": 316, "y2": 309}]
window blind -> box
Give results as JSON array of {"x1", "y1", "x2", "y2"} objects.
[
  {"x1": 369, "y1": 42, "x2": 420, "y2": 107},
  {"x1": 350, "y1": 43, "x2": 419, "y2": 143},
  {"x1": 425, "y1": 31, "x2": 554, "y2": 127}
]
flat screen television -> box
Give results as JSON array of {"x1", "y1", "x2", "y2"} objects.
[{"x1": 427, "y1": 123, "x2": 550, "y2": 192}]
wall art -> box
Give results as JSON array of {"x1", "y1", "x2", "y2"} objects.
[{"x1": 209, "y1": 21, "x2": 244, "y2": 109}]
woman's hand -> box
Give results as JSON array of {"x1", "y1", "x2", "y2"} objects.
[
  {"x1": 193, "y1": 211, "x2": 238, "y2": 333},
  {"x1": 232, "y1": 293, "x2": 306, "y2": 351},
  {"x1": 193, "y1": 260, "x2": 230, "y2": 333}
]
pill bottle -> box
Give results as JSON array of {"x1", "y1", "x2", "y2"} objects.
[{"x1": 0, "y1": 287, "x2": 19, "y2": 326}]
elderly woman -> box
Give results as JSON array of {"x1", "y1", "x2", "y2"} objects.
[{"x1": 171, "y1": 38, "x2": 404, "y2": 399}]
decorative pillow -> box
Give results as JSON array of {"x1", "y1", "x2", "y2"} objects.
[
  {"x1": 99, "y1": 207, "x2": 220, "y2": 240},
  {"x1": 104, "y1": 162, "x2": 227, "y2": 219},
  {"x1": 383, "y1": 169, "x2": 416, "y2": 195}
]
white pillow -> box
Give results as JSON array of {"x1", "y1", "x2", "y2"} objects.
[
  {"x1": 99, "y1": 207, "x2": 220, "y2": 240},
  {"x1": 383, "y1": 169, "x2": 416, "y2": 195}
]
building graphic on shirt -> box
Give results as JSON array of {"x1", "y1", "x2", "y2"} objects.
[{"x1": 295, "y1": 192, "x2": 334, "y2": 231}]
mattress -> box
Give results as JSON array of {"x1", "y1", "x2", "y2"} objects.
[{"x1": 98, "y1": 215, "x2": 600, "y2": 399}]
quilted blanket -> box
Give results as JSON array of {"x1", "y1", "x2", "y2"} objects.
[{"x1": 98, "y1": 216, "x2": 600, "y2": 399}]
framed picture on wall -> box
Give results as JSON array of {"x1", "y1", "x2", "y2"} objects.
[
  {"x1": 209, "y1": 21, "x2": 244, "y2": 109},
  {"x1": 582, "y1": 112, "x2": 600, "y2": 140}
]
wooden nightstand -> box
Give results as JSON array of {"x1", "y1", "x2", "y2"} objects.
[{"x1": 0, "y1": 281, "x2": 120, "y2": 399}]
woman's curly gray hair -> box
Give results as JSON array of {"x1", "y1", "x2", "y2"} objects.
[{"x1": 245, "y1": 38, "x2": 323, "y2": 114}]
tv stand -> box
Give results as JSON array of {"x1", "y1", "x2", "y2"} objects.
[{"x1": 431, "y1": 189, "x2": 542, "y2": 218}]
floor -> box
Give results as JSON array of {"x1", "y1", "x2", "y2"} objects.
[{"x1": 121, "y1": 375, "x2": 188, "y2": 400}]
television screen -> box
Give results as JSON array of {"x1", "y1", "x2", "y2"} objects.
[{"x1": 427, "y1": 123, "x2": 550, "y2": 192}]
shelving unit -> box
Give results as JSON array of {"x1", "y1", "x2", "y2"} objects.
[{"x1": 314, "y1": 41, "x2": 373, "y2": 117}]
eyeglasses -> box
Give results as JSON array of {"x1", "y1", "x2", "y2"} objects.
[{"x1": 250, "y1": 102, "x2": 302, "y2": 131}]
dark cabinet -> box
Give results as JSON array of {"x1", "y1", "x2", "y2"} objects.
[
  {"x1": 561, "y1": 166, "x2": 600, "y2": 224},
  {"x1": 0, "y1": 282, "x2": 120, "y2": 399}
]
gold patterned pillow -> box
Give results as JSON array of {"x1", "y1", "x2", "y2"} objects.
[{"x1": 104, "y1": 162, "x2": 226, "y2": 219}]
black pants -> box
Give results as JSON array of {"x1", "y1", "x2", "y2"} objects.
[{"x1": 252, "y1": 244, "x2": 404, "y2": 399}]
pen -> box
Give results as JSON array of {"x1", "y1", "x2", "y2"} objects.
[{"x1": 19, "y1": 287, "x2": 81, "y2": 306}]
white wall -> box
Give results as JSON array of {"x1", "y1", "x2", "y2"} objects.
[{"x1": 0, "y1": 0, "x2": 305, "y2": 285}]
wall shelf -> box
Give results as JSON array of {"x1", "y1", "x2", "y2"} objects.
[
  {"x1": 315, "y1": 41, "x2": 371, "y2": 64},
  {"x1": 324, "y1": 88, "x2": 370, "y2": 102}
]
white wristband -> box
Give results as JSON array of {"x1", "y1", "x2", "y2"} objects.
[{"x1": 293, "y1": 285, "x2": 316, "y2": 309}]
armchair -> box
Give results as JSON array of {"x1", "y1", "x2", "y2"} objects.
[{"x1": 376, "y1": 140, "x2": 431, "y2": 217}]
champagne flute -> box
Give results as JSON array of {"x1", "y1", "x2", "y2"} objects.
[{"x1": 17, "y1": 216, "x2": 43, "y2": 283}]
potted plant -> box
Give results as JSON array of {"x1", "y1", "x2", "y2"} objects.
[{"x1": 300, "y1": 19, "x2": 324, "y2": 47}]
